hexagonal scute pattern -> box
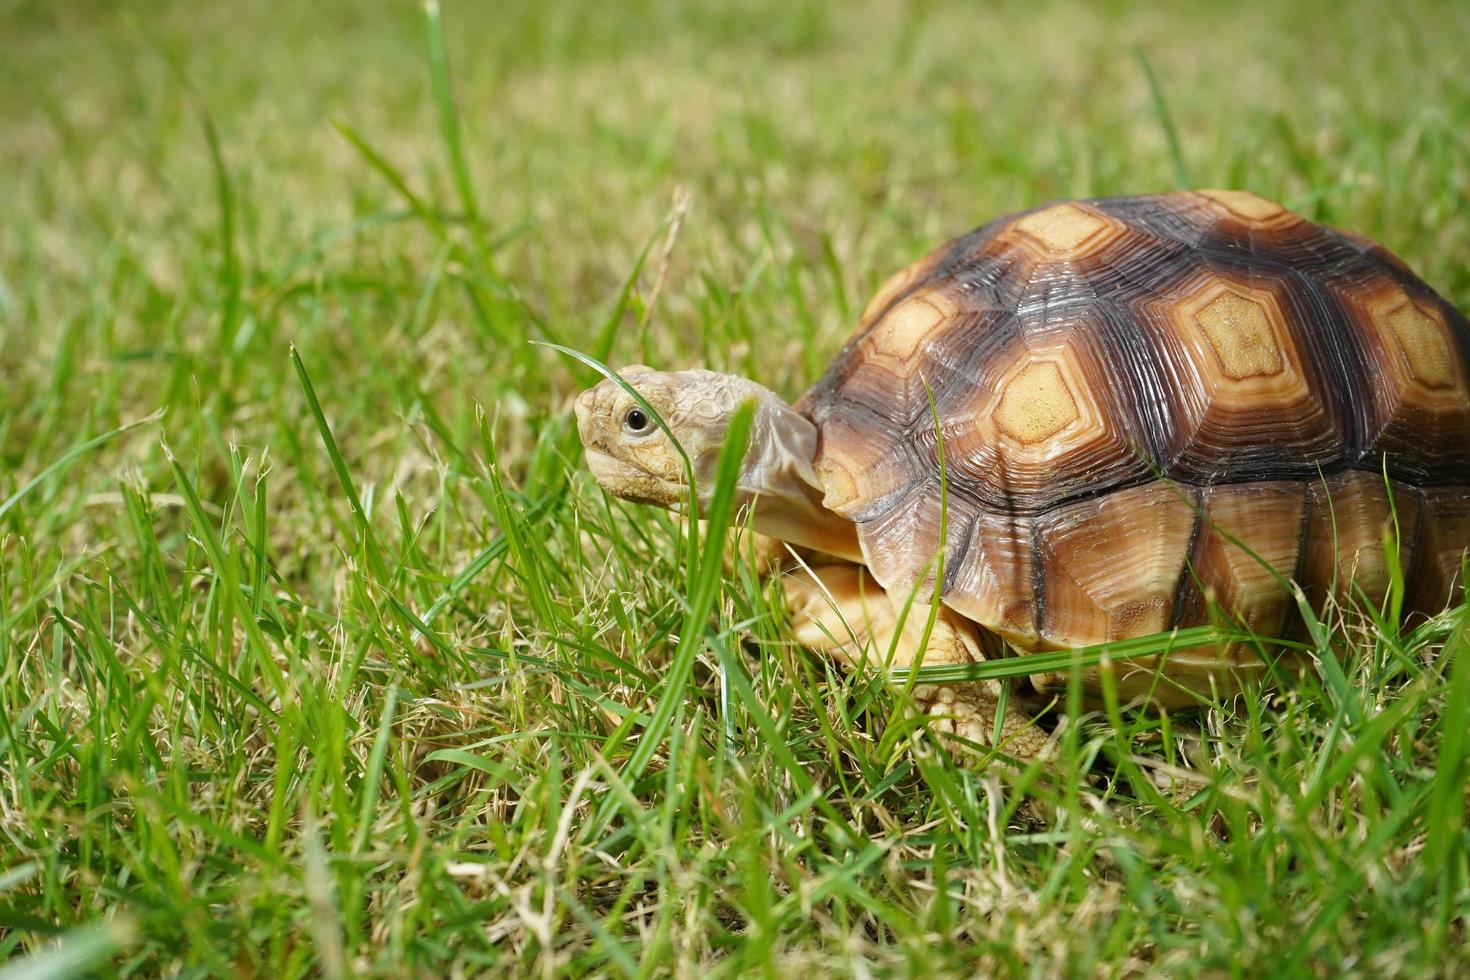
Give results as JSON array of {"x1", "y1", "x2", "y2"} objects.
[
  {"x1": 1007, "y1": 203, "x2": 1124, "y2": 258},
  {"x1": 1132, "y1": 270, "x2": 1346, "y2": 480},
  {"x1": 940, "y1": 325, "x2": 1149, "y2": 510},
  {"x1": 1194, "y1": 189, "x2": 1302, "y2": 230},
  {"x1": 863, "y1": 290, "x2": 956, "y2": 360},
  {"x1": 796, "y1": 191, "x2": 1470, "y2": 683},
  {"x1": 1329, "y1": 275, "x2": 1470, "y2": 477},
  {"x1": 1193, "y1": 289, "x2": 1285, "y2": 379}
]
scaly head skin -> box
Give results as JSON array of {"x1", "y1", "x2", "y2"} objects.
[
  {"x1": 574, "y1": 367, "x2": 862, "y2": 560},
  {"x1": 573, "y1": 367, "x2": 761, "y2": 507}
]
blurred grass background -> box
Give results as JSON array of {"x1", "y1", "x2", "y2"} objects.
[{"x1": 2, "y1": 0, "x2": 1469, "y2": 975}]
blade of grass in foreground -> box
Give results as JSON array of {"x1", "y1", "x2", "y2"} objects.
[
  {"x1": 411, "y1": 487, "x2": 564, "y2": 639},
  {"x1": 896, "y1": 624, "x2": 1261, "y2": 684},
  {"x1": 538, "y1": 342, "x2": 700, "y2": 581},
  {"x1": 1425, "y1": 605, "x2": 1470, "y2": 948},
  {"x1": 587, "y1": 398, "x2": 754, "y2": 839},
  {"x1": 712, "y1": 630, "x2": 865, "y2": 847},
  {"x1": 164, "y1": 444, "x2": 300, "y2": 728},
  {"x1": 0, "y1": 918, "x2": 135, "y2": 980},
  {"x1": 0, "y1": 412, "x2": 160, "y2": 522},
  {"x1": 290, "y1": 344, "x2": 391, "y2": 583}
]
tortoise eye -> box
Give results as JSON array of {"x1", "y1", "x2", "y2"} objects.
[{"x1": 623, "y1": 408, "x2": 650, "y2": 433}]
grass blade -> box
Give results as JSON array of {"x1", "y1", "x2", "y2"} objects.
[
  {"x1": 422, "y1": 0, "x2": 491, "y2": 268},
  {"x1": 588, "y1": 399, "x2": 753, "y2": 835},
  {"x1": 896, "y1": 624, "x2": 1256, "y2": 683},
  {"x1": 289, "y1": 344, "x2": 390, "y2": 582},
  {"x1": 0, "y1": 919, "x2": 134, "y2": 980},
  {"x1": 0, "y1": 412, "x2": 160, "y2": 523},
  {"x1": 1425, "y1": 606, "x2": 1470, "y2": 946},
  {"x1": 1135, "y1": 47, "x2": 1192, "y2": 188}
]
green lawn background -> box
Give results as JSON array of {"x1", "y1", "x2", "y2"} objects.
[{"x1": 2, "y1": 0, "x2": 1469, "y2": 975}]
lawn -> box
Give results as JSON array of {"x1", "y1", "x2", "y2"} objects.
[{"x1": 3, "y1": 0, "x2": 1470, "y2": 975}]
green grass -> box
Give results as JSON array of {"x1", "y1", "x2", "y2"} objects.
[{"x1": 3, "y1": 0, "x2": 1470, "y2": 974}]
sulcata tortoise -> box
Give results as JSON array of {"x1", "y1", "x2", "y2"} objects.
[{"x1": 575, "y1": 191, "x2": 1470, "y2": 753}]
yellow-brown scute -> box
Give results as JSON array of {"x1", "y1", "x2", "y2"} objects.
[
  {"x1": 1011, "y1": 202, "x2": 1119, "y2": 256},
  {"x1": 1384, "y1": 299, "x2": 1457, "y2": 388},
  {"x1": 992, "y1": 358, "x2": 1082, "y2": 445},
  {"x1": 1330, "y1": 275, "x2": 1470, "y2": 463},
  {"x1": 868, "y1": 291, "x2": 954, "y2": 358},
  {"x1": 1196, "y1": 188, "x2": 1296, "y2": 226},
  {"x1": 1192, "y1": 289, "x2": 1285, "y2": 380}
]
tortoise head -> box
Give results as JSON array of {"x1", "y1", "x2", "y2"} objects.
[
  {"x1": 573, "y1": 366, "x2": 863, "y2": 560},
  {"x1": 573, "y1": 367, "x2": 776, "y2": 508}
]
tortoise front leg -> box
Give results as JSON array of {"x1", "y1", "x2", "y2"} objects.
[{"x1": 782, "y1": 563, "x2": 1051, "y2": 761}]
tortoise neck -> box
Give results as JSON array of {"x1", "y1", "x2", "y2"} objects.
[
  {"x1": 748, "y1": 478, "x2": 864, "y2": 562},
  {"x1": 736, "y1": 394, "x2": 863, "y2": 562}
]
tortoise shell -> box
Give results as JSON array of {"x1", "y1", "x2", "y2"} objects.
[{"x1": 799, "y1": 191, "x2": 1470, "y2": 703}]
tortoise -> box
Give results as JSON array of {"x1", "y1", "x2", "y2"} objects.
[{"x1": 574, "y1": 191, "x2": 1470, "y2": 756}]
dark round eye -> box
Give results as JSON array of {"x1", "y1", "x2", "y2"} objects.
[{"x1": 624, "y1": 408, "x2": 649, "y2": 433}]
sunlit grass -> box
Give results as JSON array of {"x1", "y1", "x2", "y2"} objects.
[{"x1": 2, "y1": 0, "x2": 1470, "y2": 974}]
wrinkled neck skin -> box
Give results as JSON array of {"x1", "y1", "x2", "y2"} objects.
[{"x1": 735, "y1": 399, "x2": 863, "y2": 563}]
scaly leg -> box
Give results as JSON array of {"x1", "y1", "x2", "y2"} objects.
[{"x1": 782, "y1": 563, "x2": 1051, "y2": 762}]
